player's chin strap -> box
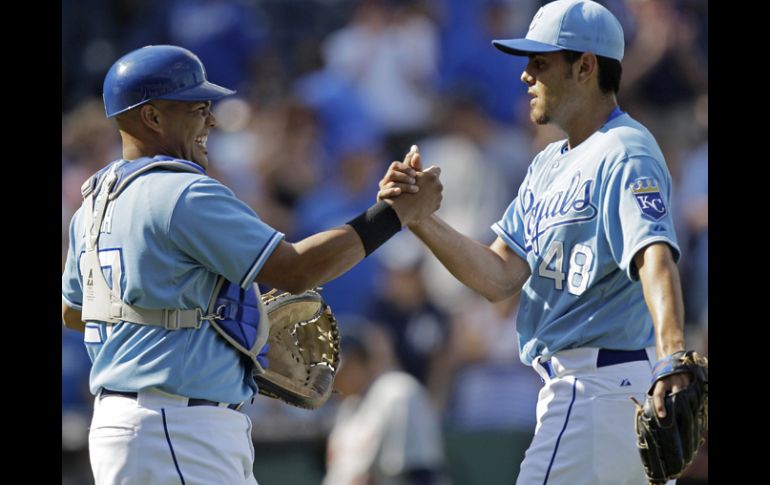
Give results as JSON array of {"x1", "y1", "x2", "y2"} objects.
[{"x1": 79, "y1": 159, "x2": 216, "y2": 330}]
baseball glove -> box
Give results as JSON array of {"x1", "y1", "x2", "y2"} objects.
[
  {"x1": 632, "y1": 350, "x2": 708, "y2": 484},
  {"x1": 253, "y1": 289, "x2": 340, "y2": 409}
]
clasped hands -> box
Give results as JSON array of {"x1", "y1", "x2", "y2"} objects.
[{"x1": 377, "y1": 145, "x2": 442, "y2": 227}]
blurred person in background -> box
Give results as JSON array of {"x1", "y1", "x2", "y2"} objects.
[
  {"x1": 294, "y1": 136, "x2": 390, "y2": 318},
  {"x1": 164, "y1": 0, "x2": 269, "y2": 96},
  {"x1": 675, "y1": 93, "x2": 708, "y2": 328},
  {"x1": 365, "y1": 232, "x2": 451, "y2": 402},
  {"x1": 322, "y1": 0, "x2": 439, "y2": 156},
  {"x1": 445, "y1": 293, "x2": 540, "y2": 433},
  {"x1": 435, "y1": 0, "x2": 537, "y2": 125},
  {"x1": 409, "y1": 93, "x2": 528, "y2": 311},
  {"x1": 324, "y1": 323, "x2": 447, "y2": 485}
]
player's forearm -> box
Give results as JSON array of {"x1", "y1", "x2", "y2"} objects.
[
  {"x1": 408, "y1": 215, "x2": 522, "y2": 301},
  {"x1": 635, "y1": 243, "x2": 686, "y2": 359},
  {"x1": 296, "y1": 226, "x2": 370, "y2": 288},
  {"x1": 262, "y1": 226, "x2": 367, "y2": 294}
]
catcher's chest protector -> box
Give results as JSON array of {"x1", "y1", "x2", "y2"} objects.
[
  {"x1": 79, "y1": 158, "x2": 269, "y2": 372},
  {"x1": 206, "y1": 277, "x2": 270, "y2": 373}
]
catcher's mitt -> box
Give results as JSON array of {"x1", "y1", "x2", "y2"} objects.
[
  {"x1": 254, "y1": 289, "x2": 340, "y2": 409},
  {"x1": 632, "y1": 350, "x2": 708, "y2": 484}
]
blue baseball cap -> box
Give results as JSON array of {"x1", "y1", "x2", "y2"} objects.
[{"x1": 492, "y1": 0, "x2": 624, "y2": 61}]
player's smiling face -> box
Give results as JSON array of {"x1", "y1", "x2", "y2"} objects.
[
  {"x1": 521, "y1": 52, "x2": 578, "y2": 126},
  {"x1": 152, "y1": 100, "x2": 216, "y2": 168}
]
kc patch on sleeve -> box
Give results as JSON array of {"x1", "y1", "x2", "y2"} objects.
[{"x1": 629, "y1": 178, "x2": 667, "y2": 221}]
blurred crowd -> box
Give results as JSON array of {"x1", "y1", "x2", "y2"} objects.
[{"x1": 62, "y1": 0, "x2": 708, "y2": 483}]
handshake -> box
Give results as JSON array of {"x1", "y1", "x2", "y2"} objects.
[{"x1": 377, "y1": 145, "x2": 443, "y2": 227}]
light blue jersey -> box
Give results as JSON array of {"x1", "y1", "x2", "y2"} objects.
[
  {"x1": 62, "y1": 156, "x2": 284, "y2": 403},
  {"x1": 492, "y1": 110, "x2": 680, "y2": 365}
]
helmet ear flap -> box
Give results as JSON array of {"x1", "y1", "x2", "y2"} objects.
[{"x1": 102, "y1": 45, "x2": 235, "y2": 118}]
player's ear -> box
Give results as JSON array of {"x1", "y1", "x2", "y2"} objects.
[
  {"x1": 578, "y1": 53, "x2": 597, "y2": 82},
  {"x1": 139, "y1": 104, "x2": 163, "y2": 133}
]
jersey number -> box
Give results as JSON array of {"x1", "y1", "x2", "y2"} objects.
[
  {"x1": 537, "y1": 241, "x2": 594, "y2": 295},
  {"x1": 79, "y1": 248, "x2": 124, "y2": 301}
]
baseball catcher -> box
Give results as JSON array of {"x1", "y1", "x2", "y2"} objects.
[
  {"x1": 632, "y1": 350, "x2": 708, "y2": 484},
  {"x1": 79, "y1": 159, "x2": 342, "y2": 411},
  {"x1": 62, "y1": 44, "x2": 442, "y2": 485}
]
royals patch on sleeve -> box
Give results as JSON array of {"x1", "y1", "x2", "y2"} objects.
[{"x1": 629, "y1": 179, "x2": 667, "y2": 221}]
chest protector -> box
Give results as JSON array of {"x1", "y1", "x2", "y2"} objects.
[{"x1": 79, "y1": 158, "x2": 270, "y2": 373}]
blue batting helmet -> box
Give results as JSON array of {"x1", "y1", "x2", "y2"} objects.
[{"x1": 102, "y1": 45, "x2": 236, "y2": 118}]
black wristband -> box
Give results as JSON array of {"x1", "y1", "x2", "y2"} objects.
[{"x1": 347, "y1": 201, "x2": 403, "y2": 256}]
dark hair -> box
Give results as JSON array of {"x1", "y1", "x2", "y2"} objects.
[{"x1": 562, "y1": 50, "x2": 622, "y2": 95}]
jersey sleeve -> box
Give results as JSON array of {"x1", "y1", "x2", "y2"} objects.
[
  {"x1": 492, "y1": 164, "x2": 533, "y2": 260},
  {"x1": 169, "y1": 178, "x2": 284, "y2": 289},
  {"x1": 62, "y1": 208, "x2": 84, "y2": 310},
  {"x1": 603, "y1": 155, "x2": 680, "y2": 281}
]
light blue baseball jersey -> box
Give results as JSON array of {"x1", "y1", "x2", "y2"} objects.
[
  {"x1": 492, "y1": 110, "x2": 680, "y2": 365},
  {"x1": 62, "y1": 156, "x2": 284, "y2": 403}
]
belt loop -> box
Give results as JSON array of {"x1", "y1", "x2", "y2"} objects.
[
  {"x1": 543, "y1": 360, "x2": 555, "y2": 378},
  {"x1": 533, "y1": 356, "x2": 553, "y2": 382}
]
